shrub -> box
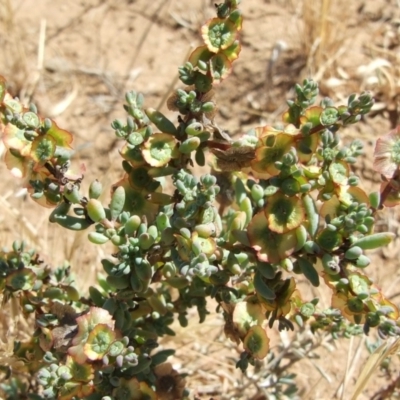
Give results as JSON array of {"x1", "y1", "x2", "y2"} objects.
[{"x1": 0, "y1": 1, "x2": 399, "y2": 399}]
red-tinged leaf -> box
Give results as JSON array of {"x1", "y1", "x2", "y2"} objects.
[
  {"x1": 69, "y1": 307, "x2": 115, "y2": 364},
  {"x1": 380, "y1": 182, "x2": 400, "y2": 207},
  {"x1": 139, "y1": 381, "x2": 157, "y2": 400},
  {"x1": 201, "y1": 18, "x2": 237, "y2": 53},
  {"x1": 119, "y1": 143, "x2": 146, "y2": 166},
  {"x1": 231, "y1": 301, "x2": 265, "y2": 338},
  {"x1": 2, "y1": 123, "x2": 31, "y2": 153},
  {"x1": 257, "y1": 125, "x2": 299, "y2": 142},
  {"x1": 265, "y1": 193, "x2": 305, "y2": 233},
  {"x1": 337, "y1": 185, "x2": 370, "y2": 207},
  {"x1": 297, "y1": 133, "x2": 319, "y2": 163},
  {"x1": 222, "y1": 40, "x2": 241, "y2": 61},
  {"x1": 3, "y1": 95, "x2": 23, "y2": 114},
  {"x1": 320, "y1": 195, "x2": 341, "y2": 219},
  {"x1": 46, "y1": 120, "x2": 73, "y2": 149},
  {"x1": 373, "y1": 126, "x2": 400, "y2": 179},
  {"x1": 379, "y1": 297, "x2": 399, "y2": 320},
  {"x1": 228, "y1": 9, "x2": 243, "y2": 31},
  {"x1": 6, "y1": 268, "x2": 36, "y2": 290},
  {"x1": 0, "y1": 75, "x2": 7, "y2": 102},
  {"x1": 210, "y1": 53, "x2": 232, "y2": 83},
  {"x1": 189, "y1": 45, "x2": 213, "y2": 67},
  {"x1": 84, "y1": 324, "x2": 116, "y2": 361},
  {"x1": 58, "y1": 382, "x2": 82, "y2": 400},
  {"x1": 243, "y1": 325, "x2": 269, "y2": 359},
  {"x1": 142, "y1": 133, "x2": 177, "y2": 167},
  {"x1": 331, "y1": 292, "x2": 365, "y2": 324},
  {"x1": 74, "y1": 307, "x2": 115, "y2": 343},
  {"x1": 299, "y1": 106, "x2": 323, "y2": 127},
  {"x1": 247, "y1": 211, "x2": 297, "y2": 263},
  {"x1": 251, "y1": 134, "x2": 293, "y2": 176},
  {"x1": 4, "y1": 148, "x2": 32, "y2": 178},
  {"x1": 253, "y1": 126, "x2": 279, "y2": 141},
  {"x1": 65, "y1": 356, "x2": 93, "y2": 382},
  {"x1": 117, "y1": 378, "x2": 157, "y2": 400}
]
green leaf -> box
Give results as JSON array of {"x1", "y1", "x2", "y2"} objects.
[
  {"x1": 253, "y1": 270, "x2": 276, "y2": 300},
  {"x1": 351, "y1": 232, "x2": 395, "y2": 250},
  {"x1": 297, "y1": 257, "x2": 319, "y2": 287},
  {"x1": 145, "y1": 108, "x2": 177, "y2": 135},
  {"x1": 320, "y1": 107, "x2": 339, "y2": 125}
]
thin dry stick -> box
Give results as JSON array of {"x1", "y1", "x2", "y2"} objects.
[
  {"x1": 20, "y1": 18, "x2": 46, "y2": 103},
  {"x1": 37, "y1": 19, "x2": 46, "y2": 71},
  {"x1": 385, "y1": 274, "x2": 400, "y2": 300},
  {"x1": 303, "y1": 376, "x2": 324, "y2": 400},
  {"x1": 307, "y1": 358, "x2": 331, "y2": 383},
  {"x1": 316, "y1": 0, "x2": 330, "y2": 68},
  {"x1": 314, "y1": 45, "x2": 347, "y2": 82},
  {"x1": 105, "y1": 0, "x2": 172, "y2": 118},
  {"x1": 351, "y1": 338, "x2": 400, "y2": 400},
  {"x1": 339, "y1": 335, "x2": 355, "y2": 400},
  {"x1": 336, "y1": 336, "x2": 366, "y2": 399}
]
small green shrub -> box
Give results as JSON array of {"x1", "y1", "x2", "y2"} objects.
[{"x1": 0, "y1": 1, "x2": 399, "y2": 399}]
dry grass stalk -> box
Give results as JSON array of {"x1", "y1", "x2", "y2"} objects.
[
  {"x1": 300, "y1": 0, "x2": 348, "y2": 80},
  {"x1": 351, "y1": 337, "x2": 400, "y2": 399}
]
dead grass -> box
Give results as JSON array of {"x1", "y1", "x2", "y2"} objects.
[
  {"x1": 300, "y1": 0, "x2": 349, "y2": 80},
  {"x1": 0, "y1": 0, "x2": 30, "y2": 96}
]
